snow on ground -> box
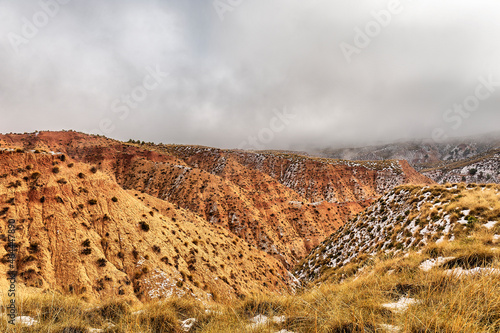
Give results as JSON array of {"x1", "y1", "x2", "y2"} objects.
[
  {"x1": 379, "y1": 324, "x2": 402, "y2": 332},
  {"x1": 444, "y1": 267, "x2": 500, "y2": 277},
  {"x1": 382, "y1": 297, "x2": 419, "y2": 313},
  {"x1": 483, "y1": 221, "x2": 498, "y2": 230},
  {"x1": 247, "y1": 315, "x2": 287, "y2": 329},
  {"x1": 180, "y1": 318, "x2": 196, "y2": 332},
  {"x1": 419, "y1": 257, "x2": 455, "y2": 272},
  {"x1": 14, "y1": 316, "x2": 38, "y2": 326}
]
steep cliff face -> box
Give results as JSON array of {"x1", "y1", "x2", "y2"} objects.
[
  {"x1": 0, "y1": 151, "x2": 291, "y2": 302},
  {"x1": 0, "y1": 131, "x2": 434, "y2": 270}
]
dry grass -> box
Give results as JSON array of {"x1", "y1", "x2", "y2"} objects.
[
  {"x1": 2, "y1": 184, "x2": 500, "y2": 333},
  {"x1": 2, "y1": 229, "x2": 499, "y2": 333}
]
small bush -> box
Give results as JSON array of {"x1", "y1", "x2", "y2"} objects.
[
  {"x1": 96, "y1": 258, "x2": 107, "y2": 267},
  {"x1": 81, "y1": 248, "x2": 92, "y2": 255},
  {"x1": 88, "y1": 199, "x2": 98, "y2": 206},
  {"x1": 28, "y1": 243, "x2": 40, "y2": 253},
  {"x1": 52, "y1": 167, "x2": 60, "y2": 174},
  {"x1": 111, "y1": 197, "x2": 118, "y2": 202},
  {"x1": 0, "y1": 207, "x2": 9, "y2": 216},
  {"x1": 57, "y1": 178, "x2": 68, "y2": 184},
  {"x1": 139, "y1": 221, "x2": 150, "y2": 232}
]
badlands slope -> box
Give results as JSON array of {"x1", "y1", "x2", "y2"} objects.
[
  {"x1": 0, "y1": 150, "x2": 291, "y2": 301},
  {"x1": 0, "y1": 131, "x2": 433, "y2": 268}
]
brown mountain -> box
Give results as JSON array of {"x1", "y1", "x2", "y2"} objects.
[
  {"x1": 0, "y1": 150, "x2": 291, "y2": 302},
  {"x1": 0, "y1": 131, "x2": 434, "y2": 301}
]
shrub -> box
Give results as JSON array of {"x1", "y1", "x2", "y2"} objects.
[
  {"x1": 52, "y1": 167, "x2": 60, "y2": 174},
  {"x1": 81, "y1": 248, "x2": 92, "y2": 255},
  {"x1": 57, "y1": 178, "x2": 68, "y2": 184},
  {"x1": 28, "y1": 243, "x2": 40, "y2": 253},
  {"x1": 90, "y1": 166, "x2": 97, "y2": 174},
  {"x1": 0, "y1": 207, "x2": 9, "y2": 216},
  {"x1": 139, "y1": 221, "x2": 150, "y2": 231},
  {"x1": 7, "y1": 180, "x2": 22, "y2": 188},
  {"x1": 77, "y1": 173, "x2": 85, "y2": 179},
  {"x1": 111, "y1": 197, "x2": 118, "y2": 202},
  {"x1": 88, "y1": 199, "x2": 98, "y2": 206},
  {"x1": 96, "y1": 258, "x2": 107, "y2": 267}
]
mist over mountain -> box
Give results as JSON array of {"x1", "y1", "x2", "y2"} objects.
[{"x1": 1, "y1": 0, "x2": 499, "y2": 149}]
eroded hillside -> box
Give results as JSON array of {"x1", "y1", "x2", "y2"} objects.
[
  {"x1": 0, "y1": 150, "x2": 292, "y2": 302},
  {"x1": 0, "y1": 131, "x2": 433, "y2": 269},
  {"x1": 297, "y1": 183, "x2": 500, "y2": 281}
]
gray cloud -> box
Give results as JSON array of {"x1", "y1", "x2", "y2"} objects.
[{"x1": 0, "y1": 0, "x2": 499, "y2": 149}]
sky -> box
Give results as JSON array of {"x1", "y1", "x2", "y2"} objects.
[{"x1": 0, "y1": 0, "x2": 499, "y2": 150}]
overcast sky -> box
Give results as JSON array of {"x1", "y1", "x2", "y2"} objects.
[{"x1": 0, "y1": 0, "x2": 499, "y2": 149}]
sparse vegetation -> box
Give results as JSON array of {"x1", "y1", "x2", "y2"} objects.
[
  {"x1": 96, "y1": 258, "x2": 107, "y2": 267},
  {"x1": 139, "y1": 221, "x2": 150, "y2": 231}
]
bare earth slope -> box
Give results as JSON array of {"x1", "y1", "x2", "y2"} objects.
[
  {"x1": 0, "y1": 150, "x2": 291, "y2": 301},
  {"x1": 0, "y1": 131, "x2": 434, "y2": 300}
]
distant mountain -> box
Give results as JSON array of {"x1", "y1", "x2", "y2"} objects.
[
  {"x1": 312, "y1": 132, "x2": 500, "y2": 172},
  {"x1": 421, "y1": 148, "x2": 500, "y2": 184}
]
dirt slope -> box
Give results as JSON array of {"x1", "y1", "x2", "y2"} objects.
[
  {"x1": 0, "y1": 150, "x2": 291, "y2": 302},
  {"x1": 0, "y1": 131, "x2": 433, "y2": 268}
]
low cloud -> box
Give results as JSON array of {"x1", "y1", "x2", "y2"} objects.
[{"x1": 0, "y1": 0, "x2": 499, "y2": 149}]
